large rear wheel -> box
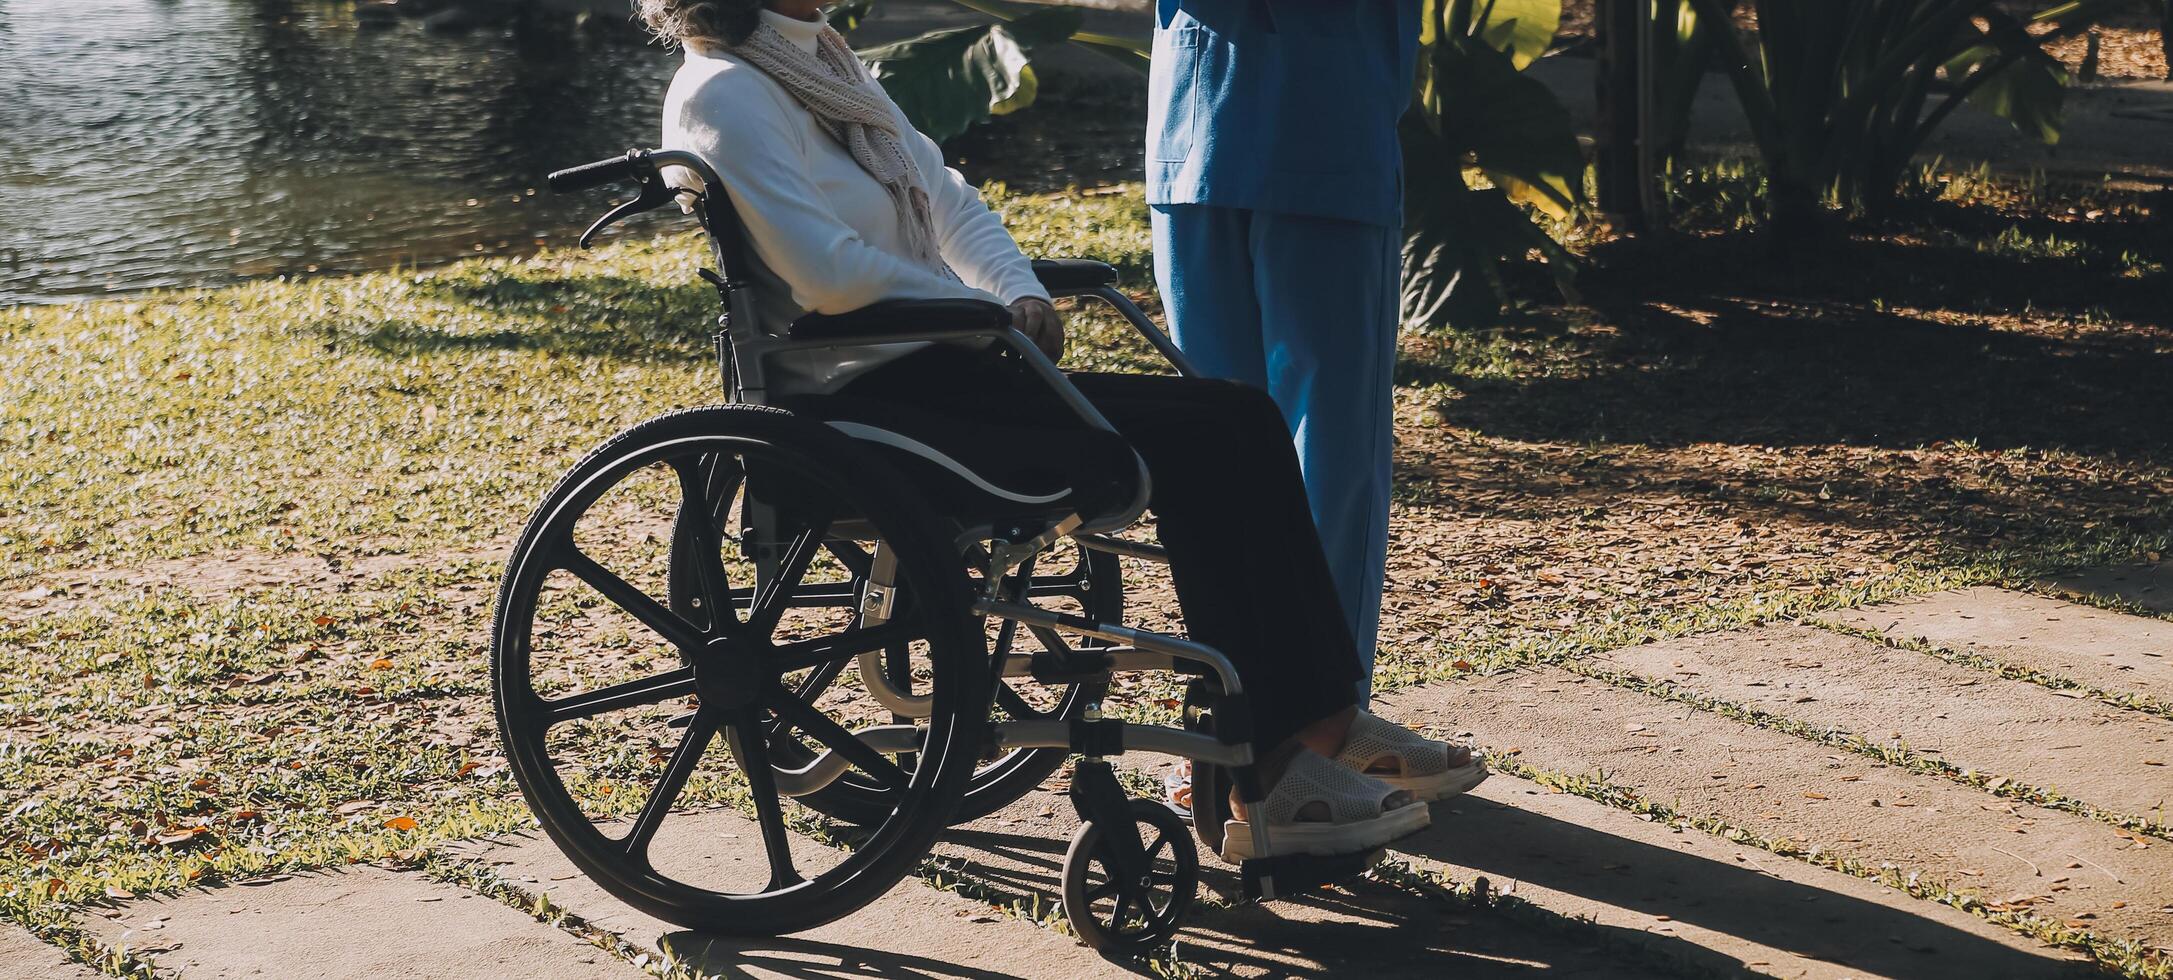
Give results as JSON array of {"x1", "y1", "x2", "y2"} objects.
[{"x1": 492, "y1": 405, "x2": 985, "y2": 935}]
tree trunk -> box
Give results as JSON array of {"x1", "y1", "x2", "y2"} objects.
[{"x1": 2162, "y1": 0, "x2": 2171, "y2": 82}]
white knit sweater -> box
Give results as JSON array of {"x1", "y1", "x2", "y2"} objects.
[{"x1": 662, "y1": 10, "x2": 1048, "y2": 325}]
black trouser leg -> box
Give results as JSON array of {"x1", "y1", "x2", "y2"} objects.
[
  {"x1": 837, "y1": 348, "x2": 1363, "y2": 753},
  {"x1": 1068, "y1": 372, "x2": 1362, "y2": 752}
]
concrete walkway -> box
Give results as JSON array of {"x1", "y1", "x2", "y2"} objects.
[{"x1": 20, "y1": 563, "x2": 2169, "y2": 978}]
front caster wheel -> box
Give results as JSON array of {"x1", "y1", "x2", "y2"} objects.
[{"x1": 1063, "y1": 799, "x2": 1197, "y2": 955}]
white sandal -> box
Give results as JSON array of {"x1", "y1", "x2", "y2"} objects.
[
  {"x1": 1220, "y1": 751, "x2": 1430, "y2": 863},
  {"x1": 1334, "y1": 712, "x2": 1488, "y2": 802}
]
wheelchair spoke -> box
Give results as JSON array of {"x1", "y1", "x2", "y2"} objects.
[
  {"x1": 623, "y1": 710, "x2": 717, "y2": 861},
  {"x1": 730, "y1": 709, "x2": 803, "y2": 890},
  {"x1": 768, "y1": 620, "x2": 916, "y2": 674},
  {"x1": 670, "y1": 457, "x2": 742, "y2": 635},
  {"x1": 766, "y1": 684, "x2": 908, "y2": 791},
  {"x1": 766, "y1": 656, "x2": 846, "y2": 741},
  {"x1": 747, "y1": 518, "x2": 831, "y2": 639},
  {"x1": 1085, "y1": 879, "x2": 1120, "y2": 902},
  {"x1": 544, "y1": 667, "x2": 697, "y2": 726},
  {"x1": 562, "y1": 546, "x2": 708, "y2": 653},
  {"x1": 992, "y1": 681, "x2": 1045, "y2": 721}
]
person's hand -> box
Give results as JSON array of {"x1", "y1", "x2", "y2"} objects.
[{"x1": 1008, "y1": 296, "x2": 1065, "y2": 362}]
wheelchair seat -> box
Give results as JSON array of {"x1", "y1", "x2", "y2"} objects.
[{"x1": 778, "y1": 389, "x2": 1140, "y2": 533}]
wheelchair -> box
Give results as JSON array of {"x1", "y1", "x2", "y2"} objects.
[{"x1": 491, "y1": 148, "x2": 1377, "y2": 956}]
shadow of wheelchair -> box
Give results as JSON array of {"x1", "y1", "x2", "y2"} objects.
[
  {"x1": 658, "y1": 931, "x2": 1041, "y2": 980},
  {"x1": 1394, "y1": 793, "x2": 2094, "y2": 978},
  {"x1": 935, "y1": 815, "x2": 1699, "y2": 978}
]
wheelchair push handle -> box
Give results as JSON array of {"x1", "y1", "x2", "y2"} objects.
[
  {"x1": 546, "y1": 151, "x2": 646, "y2": 194},
  {"x1": 545, "y1": 148, "x2": 736, "y2": 251}
]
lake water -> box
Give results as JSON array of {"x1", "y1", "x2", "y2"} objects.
[{"x1": 0, "y1": 0, "x2": 1144, "y2": 306}]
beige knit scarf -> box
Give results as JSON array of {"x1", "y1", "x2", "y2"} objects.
[{"x1": 725, "y1": 21, "x2": 955, "y2": 279}]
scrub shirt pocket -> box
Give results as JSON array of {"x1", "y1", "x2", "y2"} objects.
[{"x1": 1149, "y1": 24, "x2": 1204, "y2": 163}]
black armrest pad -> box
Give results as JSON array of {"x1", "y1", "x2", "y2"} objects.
[
  {"x1": 1032, "y1": 258, "x2": 1119, "y2": 292},
  {"x1": 789, "y1": 298, "x2": 1012, "y2": 340}
]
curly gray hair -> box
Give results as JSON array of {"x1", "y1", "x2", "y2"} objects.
[{"x1": 633, "y1": 0, "x2": 765, "y2": 46}]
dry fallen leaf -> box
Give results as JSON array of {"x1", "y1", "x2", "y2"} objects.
[
  {"x1": 1803, "y1": 792, "x2": 1830, "y2": 800},
  {"x1": 368, "y1": 658, "x2": 394, "y2": 671}
]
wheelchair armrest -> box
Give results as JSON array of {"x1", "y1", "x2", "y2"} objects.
[
  {"x1": 1031, "y1": 259, "x2": 1119, "y2": 293},
  {"x1": 788, "y1": 298, "x2": 1012, "y2": 341}
]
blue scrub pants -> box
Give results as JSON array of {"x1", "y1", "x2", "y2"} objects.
[{"x1": 1150, "y1": 203, "x2": 1400, "y2": 702}]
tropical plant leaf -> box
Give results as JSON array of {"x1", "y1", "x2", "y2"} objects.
[
  {"x1": 1468, "y1": 0, "x2": 1563, "y2": 69},
  {"x1": 1400, "y1": 112, "x2": 1578, "y2": 331},
  {"x1": 827, "y1": 0, "x2": 876, "y2": 33},
  {"x1": 1430, "y1": 34, "x2": 1585, "y2": 216},
  {"x1": 1069, "y1": 30, "x2": 1152, "y2": 74},
  {"x1": 858, "y1": 7, "x2": 1083, "y2": 142},
  {"x1": 1947, "y1": 43, "x2": 2069, "y2": 144}
]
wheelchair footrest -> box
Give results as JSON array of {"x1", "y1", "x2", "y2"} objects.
[{"x1": 1240, "y1": 848, "x2": 1384, "y2": 903}]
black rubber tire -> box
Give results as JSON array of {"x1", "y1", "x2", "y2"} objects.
[
  {"x1": 492, "y1": 404, "x2": 987, "y2": 936},
  {"x1": 1063, "y1": 799, "x2": 1198, "y2": 955}
]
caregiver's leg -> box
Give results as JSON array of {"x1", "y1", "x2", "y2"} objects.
[
  {"x1": 1247, "y1": 213, "x2": 1402, "y2": 702},
  {"x1": 1152, "y1": 204, "x2": 1269, "y2": 389},
  {"x1": 1068, "y1": 372, "x2": 1361, "y2": 753}
]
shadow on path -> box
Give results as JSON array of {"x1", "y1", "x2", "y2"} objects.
[
  {"x1": 1396, "y1": 795, "x2": 2094, "y2": 978},
  {"x1": 658, "y1": 932, "x2": 1042, "y2": 980}
]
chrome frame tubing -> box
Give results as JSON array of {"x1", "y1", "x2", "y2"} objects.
[
  {"x1": 991, "y1": 720, "x2": 1250, "y2": 769},
  {"x1": 968, "y1": 596, "x2": 1243, "y2": 699},
  {"x1": 1040, "y1": 282, "x2": 1200, "y2": 381},
  {"x1": 1072, "y1": 533, "x2": 1170, "y2": 564}
]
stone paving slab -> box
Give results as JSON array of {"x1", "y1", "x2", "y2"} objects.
[
  {"x1": 1390, "y1": 669, "x2": 2173, "y2": 956},
  {"x1": 0, "y1": 925, "x2": 101, "y2": 979},
  {"x1": 934, "y1": 788, "x2": 1682, "y2": 979},
  {"x1": 445, "y1": 807, "x2": 1132, "y2": 979},
  {"x1": 1595, "y1": 624, "x2": 2173, "y2": 821},
  {"x1": 1835, "y1": 587, "x2": 2172, "y2": 705},
  {"x1": 2042, "y1": 563, "x2": 2173, "y2": 616},
  {"x1": 1383, "y1": 669, "x2": 2138, "y2": 973},
  {"x1": 80, "y1": 865, "x2": 642, "y2": 979}
]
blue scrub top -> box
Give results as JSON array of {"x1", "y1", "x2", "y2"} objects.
[{"x1": 1146, "y1": 0, "x2": 1422, "y2": 229}]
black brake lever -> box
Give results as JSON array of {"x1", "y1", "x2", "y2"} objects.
[{"x1": 577, "y1": 166, "x2": 674, "y2": 248}]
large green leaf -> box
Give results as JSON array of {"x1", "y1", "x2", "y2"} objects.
[
  {"x1": 1431, "y1": 33, "x2": 1584, "y2": 216},
  {"x1": 858, "y1": 7, "x2": 1083, "y2": 142},
  {"x1": 1470, "y1": 0, "x2": 1562, "y2": 69},
  {"x1": 1400, "y1": 112, "x2": 1577, "y2": 331},
  {"x1": 1948, "y1": 45, "x2": 2069, "y2": 144}
]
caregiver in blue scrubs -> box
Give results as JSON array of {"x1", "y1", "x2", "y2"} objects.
[{"x1": 1149, "y1": 0, "x2": 1421, "y2": 701}]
